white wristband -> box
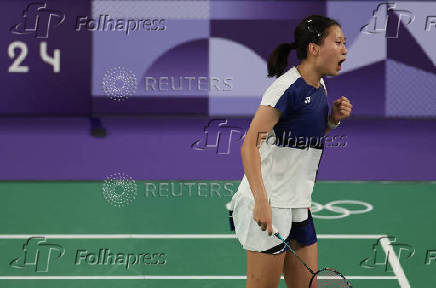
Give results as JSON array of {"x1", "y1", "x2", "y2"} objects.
[{"x1": 327, "y1": 119, "x2": 341, "y2": 129}]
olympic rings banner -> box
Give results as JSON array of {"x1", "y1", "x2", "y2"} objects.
[
  {"x1": 310, "y1": 200, "x2": 373, "y2": 220},
  {"x1": 1, "y1": 1, "x2": 436, "y2": 117}
]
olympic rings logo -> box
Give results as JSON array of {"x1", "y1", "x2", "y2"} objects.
[{"x1": 310, "y1": 200, "x2": 373, "y2": 219}]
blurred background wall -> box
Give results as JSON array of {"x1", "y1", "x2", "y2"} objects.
[{"x1": 0, "y1": 0, "x2": 435, "y2": 181}]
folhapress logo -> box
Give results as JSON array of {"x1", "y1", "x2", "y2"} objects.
[
  {"x1": 361, "y1": 2, "x2": 415, "y2": 38},
  {"x1": 10, "y1": 237, "x2": 65, "y2": 272},
  {"x1": 360, "y1": 236, "x2": 415, "y2": 272},
  {"x1": 10, "y1": 2, "x2": 65, "y2": 38},
  {"x1": 191, "y1": 119, "x2": 246, "y2": 155}
]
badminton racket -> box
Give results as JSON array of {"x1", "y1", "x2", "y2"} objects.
[
  {"x1": 247, "y1": 201, "x2": 352, "y2": 287},
  {"x1": 271, "y1": 224, "x2": 352, "y2": 288}
]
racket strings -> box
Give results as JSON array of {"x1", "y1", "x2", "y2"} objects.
[{"x1": 313, "y1": 269, "x2": 351, "y2": 288}]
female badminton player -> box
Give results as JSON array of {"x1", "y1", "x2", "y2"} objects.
[{"x1": 228, "y1": 15, "x2": 352, "y2": 288}]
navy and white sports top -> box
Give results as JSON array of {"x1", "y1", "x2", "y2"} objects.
[{"x1": 236, "y1": 66, "x2": 329, "y2": 208}]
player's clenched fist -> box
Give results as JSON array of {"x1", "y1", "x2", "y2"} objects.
[{"x1": 331, "y1": 96, "x2": 352, "y2": 123}]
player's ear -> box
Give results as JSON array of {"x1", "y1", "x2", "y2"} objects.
[{"x1": 308, "y1": 42, "x2": 320, "y2": 56}]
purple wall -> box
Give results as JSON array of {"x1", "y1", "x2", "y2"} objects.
[{"x1": 0, "y1": 117, "x2": 434, "y2": 181}]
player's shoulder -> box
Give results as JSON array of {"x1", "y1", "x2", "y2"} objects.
[
  {"x1": 260, "y1": 66, "x2": 300, "y2": 106},
  {"x1": 268, "y1": 66, "x2": 300, "y2": 91}
]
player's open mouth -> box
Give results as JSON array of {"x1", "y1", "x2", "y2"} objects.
[{"x1": 337, "y1": 59, "x2": 346, "y2": 71}]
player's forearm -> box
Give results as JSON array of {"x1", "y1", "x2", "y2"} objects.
[{"x1": 240, "y1": 143, "x2": 268, "y2": 203}]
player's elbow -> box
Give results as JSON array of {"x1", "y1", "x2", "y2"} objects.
[
  {"x1": 240, "y1": 136, "x2": 253, "y2": 157},
  {"x1": 240, "y1": 137, "x2": 250, "y2": 157},
  {"x1": 241, "y1": 132, "x2": 263, "y2": 159}
]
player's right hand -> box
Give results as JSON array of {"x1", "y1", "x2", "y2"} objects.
[{"x1": 253, "y1": 199, "x2": 273, "y2": 236}]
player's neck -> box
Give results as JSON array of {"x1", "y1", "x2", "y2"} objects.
[{"x1": 296, "y1": 64, "x2": 321, "y2": 89}]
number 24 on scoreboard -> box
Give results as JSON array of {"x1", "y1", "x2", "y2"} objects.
[{"x1": 7, "y1": 41, "x2": 60, "y2": 73}]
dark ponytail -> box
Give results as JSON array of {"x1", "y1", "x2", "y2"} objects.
[
  {"x1": 267, "y1": 42, "x2": 297, "y2": 78},
  {"x1": 267, "y1": 15, "x2": 341, "y2": 78}
]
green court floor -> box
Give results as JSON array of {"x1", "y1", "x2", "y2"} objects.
[{"x1": 0, "y1": 181, "x2": 435, "y2": 287}]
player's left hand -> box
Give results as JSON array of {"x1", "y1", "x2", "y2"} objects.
[{"x1": 331, "y1": 96, "x2": 352, "y2": 123}]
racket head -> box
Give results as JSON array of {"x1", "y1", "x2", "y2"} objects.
[{"x1": 309, "y1": 267, "x2": 352, "y2": 288}]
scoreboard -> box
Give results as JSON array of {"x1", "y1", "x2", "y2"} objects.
[{"x1": 1, "y1": 0, "x2": 91, "y2": 115}]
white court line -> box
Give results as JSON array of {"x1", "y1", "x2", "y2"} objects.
[
  {"x1": 380, "y1": 237, "x2": 411, "y2": 288},
  {"x1": 0, "y1": 234, "x2": 386, "y2": 239},
  {"x1": 0, "y1": 275, "x2": 398, "y2": 280}
]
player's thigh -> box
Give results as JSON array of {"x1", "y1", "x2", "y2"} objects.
[
  {"x1": 283, "y1": 240, "x2": 318, "y2": 288},
  {"x1": 246, "y1": 250, "x2": 286, "y2": 288}
]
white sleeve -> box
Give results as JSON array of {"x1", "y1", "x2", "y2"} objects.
[{"x1": 259, "y1": 77, "x2": 291, "y2": 113}]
